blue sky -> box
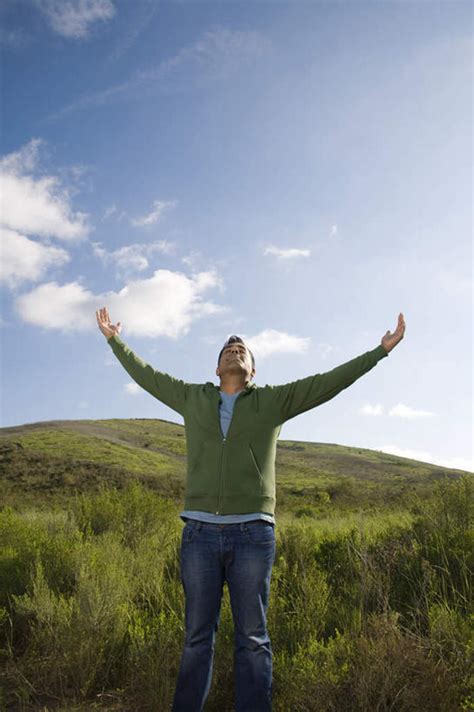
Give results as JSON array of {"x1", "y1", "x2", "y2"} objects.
[{"x1": 1, "y1": 0, "x2": 472, "y2": 472}]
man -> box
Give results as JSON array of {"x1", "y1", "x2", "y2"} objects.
[{"x1": 96, "y1": 308, "x2": 406, "y2": 712}]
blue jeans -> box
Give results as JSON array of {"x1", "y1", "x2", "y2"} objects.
[{"x1": 171, "y1": 519, "x2": 276, "y2": 712}]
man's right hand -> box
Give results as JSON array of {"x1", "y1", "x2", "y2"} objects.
[{"x1": 96, "y1": 307, "x2": 122, "y2": 340}]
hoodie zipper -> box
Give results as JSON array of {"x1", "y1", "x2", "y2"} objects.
[
  {"x1": 215, "y1": 388, "x2": 246, "y2": 515},
  {"x1": 216, "y1": 438, "x2": 226, "y2": 514}
]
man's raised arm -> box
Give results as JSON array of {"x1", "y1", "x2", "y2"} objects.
[
  {"x1": 272, "y1": 313, "x2": 406, "y2": 424},
  {"x1": 96, "y1": 307, "x2": 188, "y2": 416}
]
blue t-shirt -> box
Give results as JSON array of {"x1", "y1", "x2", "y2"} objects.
[{"x1": 180, "y1": 388, "x2": 276, "y2": 525}]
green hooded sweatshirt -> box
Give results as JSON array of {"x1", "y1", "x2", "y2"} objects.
[{"x1": 107, "y1": 335, "x2": 388, "y2": 516}]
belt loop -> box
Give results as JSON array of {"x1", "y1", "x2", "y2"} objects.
[
  {"x1": 240, "y1": 522, "x2": 246, "y2": 532},
  {"x1": 196, "y1": 521, "x2": 203, "y2": 531}
]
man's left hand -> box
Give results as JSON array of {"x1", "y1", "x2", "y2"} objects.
[{"x1": 381, "y1": 313, "x2": 406, "y2": 353}]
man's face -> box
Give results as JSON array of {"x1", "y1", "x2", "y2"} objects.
[{"x1": 216, "y1": 342, "x2": 255, "y2": 381}]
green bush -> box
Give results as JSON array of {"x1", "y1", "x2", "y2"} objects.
[
  {"x1": 69, "y1": 479, "x2": 177, "y2": 548},
  {"x1": 0, "y1": 477, "x2": 471, "y2": 710},
  {"x1": 0, "y1": 507, "x2": 82, "y2": 607},
  {"x1": 411, "y1": 476, "x2": 473, "y2": 613}
]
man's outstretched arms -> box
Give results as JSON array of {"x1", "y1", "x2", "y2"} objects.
[
  {"x1": 272, "y1": 313, "x2": 406, "y2": 424},
  {"x1": 96, "y1": 307, "x2": 188, "y2": 416}
]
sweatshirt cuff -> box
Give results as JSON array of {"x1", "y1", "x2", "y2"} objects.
[
  {"x1": 107, "y1": 334, "x2": 124, "y2": 348},
  {"x1": 374, "y1": 344, "x2": 389, "y2": 359}
]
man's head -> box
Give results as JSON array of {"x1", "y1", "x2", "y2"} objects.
[{"x1": 216, "y1": 335, "x2": 256, "y2": 383}]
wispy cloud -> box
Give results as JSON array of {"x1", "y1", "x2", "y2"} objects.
[
  {"x1": 14, "y1": 268, "x2": 228, "y2": 338},
  {"x1": 43, "y1": 27, "x2": 272, "y2": 122},
  {"x1": 360, "y1": 403, "x2": 384, "y2": 416},
  {"x1": 330, "y1": 224, "x2": 338, "y2": 238},
  {"x1": 388, "y1": 403, "x2": 436, "y2": 419},
  {"x1": 125, "y1": 382, "x2": 141, "y2": 395},
  {"x1": 182, "y1": 250, "x2": 204, "y2": 271},
  {"x1": 359, "y1": 402, "x2": 436, "y2": 418},
  {"x1": 374, "y1": 445, "x2": 473, "y2": 473},
  {"x1": 34, "y1": 0, "x2": 116, "y2": 40},
  {"x1": 106, "y1": 0, "x2": 157, "y2": 63},
  {"x1": 101, "y1": 204, "x2": 118, "y2": 221},
  {"x1": 244, "y1": 329, "x2": 311, "y2": 360},
  {"x1": 101, "y1": 204, "x2": 128, "y2": 222},
  {"x1": 130, "y1": 199, "x2": 177, "y2": 227},
  {"x1": 262, "y1": 245, "x2": 311, "y2": 260},
  {"x1": 91, "y1": 239, "x2": 177, "y2": 276}
]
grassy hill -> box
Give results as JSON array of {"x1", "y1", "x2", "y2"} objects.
[
  {"x1": 1, "y1": 418, "x2": 472, "y2": 711},
  {"x1": 0, "y1": 417, "x2": 467, "y2": 516}
]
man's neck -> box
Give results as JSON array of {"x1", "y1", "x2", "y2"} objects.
[{"x1": 219, "y1": 377, "x2": 248, "y2": 395}]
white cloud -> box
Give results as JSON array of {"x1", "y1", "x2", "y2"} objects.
[
  {"x1": 125, "y1": 382, "x2": 141, "y2": 395},
  {"x1": 360, "y1": 403, "x2": 384, "y2": 416},
  {"x1": 330, "y1": 224, "x2": 338, "y2": 238},
  {"x1": 359, "y1": 402, "x2": 436, "y2": 418},
  {"x1": 192, "y1": 271, "x2": 224, "y2": 292},
  {"x1": 130, "y1": 199, "x2": 177, "y2": 227},
  {"x1": 0, "y1": 138, "x2": 90, "y2": 241},
  {"x1": 35, "y1": 0, "x2": 116, "y2": 40},
  {"x1": 91, "y1": 239, "x2": 177, "y2": 275},
  {"x1": 243, "y1": 329, "x2": 311, "y2": 360},
  {"x1": 14, "y1": 268, "x2": 228, "y2": 337},
  {"x1": 0, "y1": 139, "x2": 91, "y2": 288},
  {"x1": 101, "y1": 204, "x2": 117, "y2": 221},
  {"x1": 1, "y1": 137, "x2": 42, "y2": 174},
  {"x1": 0, "y1": 227, "x2": 70, "y2": 288},
  {"x1": 388, "y1": 403, "x2": 436, "y2": 419},
  {"x1": 374, "y1": 445, "x2": 473, "y2": 473},
  {"x1": 44, "y1": 28, "x2": 272, "y2": 121},
  {"x1": 262, "y1": 245, "x2": 311, "y2": 260},
  {"x1": 0, "y1": 173, "x2": 88, "y2": 240}
]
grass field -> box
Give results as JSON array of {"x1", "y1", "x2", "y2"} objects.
[{"x1": 0, "y1": 418, "x2": 472, "y2": 711}]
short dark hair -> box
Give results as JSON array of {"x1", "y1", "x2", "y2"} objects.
[{"x1": 217, "y1": 335, "x2": 255, "y2": 370}]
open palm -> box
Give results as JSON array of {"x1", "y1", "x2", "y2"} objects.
[
  {"x1": 96, "y1": 307, "x2": 121, "y2": 340},
  {"x1": 381, "y1": 313, "x2": 405, "y2": 353}
]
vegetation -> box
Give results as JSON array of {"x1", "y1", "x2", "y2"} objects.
[{"x1": 0, "y1": 418, "x2": 472, "y2": 711}]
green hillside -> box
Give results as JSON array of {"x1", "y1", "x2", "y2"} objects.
[{"x1": 0, "y1": 417, "x2": 467, "y2": 516}]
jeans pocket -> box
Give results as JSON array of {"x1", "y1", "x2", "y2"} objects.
[
  {"x1": 244, "y1": 521, "x2": 275, "y2": 546},
  {"x1": 183, "y1": 521, "x2": 199, "y2": 543}
]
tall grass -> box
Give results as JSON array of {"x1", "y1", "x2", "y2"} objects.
[{"x1": 0, "y1": 477, "x2": 472, "y2": 711}]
